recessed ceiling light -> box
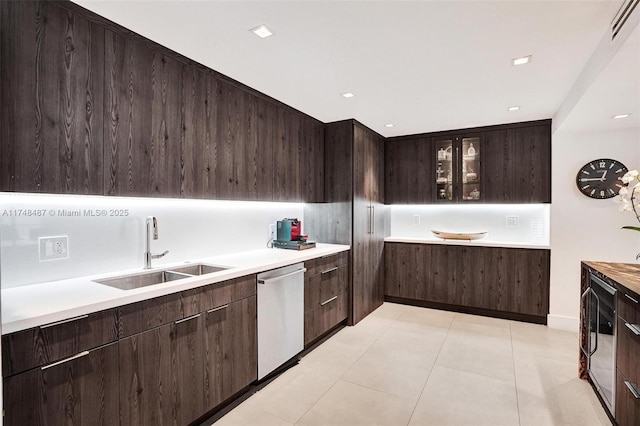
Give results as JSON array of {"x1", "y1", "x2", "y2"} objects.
[
  {"x1": 512, "y1": 55, "x2": 531, "y2": 66},
  {"x1": 385, "y1": 124, "x2": 394, "y2": 128},
  {"x1": 612, "y1": 113, "x2": 631, "y2": 119},
  {"x1": 341, "y1": 92, "x2": 355, "y2": 98},
  {"x1": 250, "y1": 25, "x2": 274, "y2": 39},
  {"x1": 508, "y1": 106, "x2": 520, "y2": 111}
]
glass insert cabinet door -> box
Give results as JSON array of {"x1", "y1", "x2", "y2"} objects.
[{"x1": 435, "y1": 136, "x2": 481, "y2": 202}]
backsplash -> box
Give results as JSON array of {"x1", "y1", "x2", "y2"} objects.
[
  {"x1": 390, "y1": 204, "x2": 550, "y2": 246},
  {"x1": 0, "y1": 193, "x2": 303, "y2": 288}
]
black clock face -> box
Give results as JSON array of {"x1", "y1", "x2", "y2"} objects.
[{"x1": 576, "y1": 158, "x2": 628, "y2": 199}]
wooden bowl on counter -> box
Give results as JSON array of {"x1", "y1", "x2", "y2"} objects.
[{"x1": 431, "y1": 230, "x2": 488, "y2": 240}]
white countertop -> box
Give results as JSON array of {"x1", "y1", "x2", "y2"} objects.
[
  {"x1": 1, "y1": 243, "x2": 349, "y2": 334},
  {"x1": 384, "y1": 236, "x2": 550, "y2": 250}
]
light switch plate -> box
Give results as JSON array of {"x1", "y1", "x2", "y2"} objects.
[
  {"x1": 39, "y1": 236, "x2": 69, "y2": 261},
  {"x1": 413, "y1": 215, "x2": 421, "y2": 226}
]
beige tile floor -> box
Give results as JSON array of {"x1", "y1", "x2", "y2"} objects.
[{"x1": 214, "y1": 303, "x2": 613, "y2": 426}]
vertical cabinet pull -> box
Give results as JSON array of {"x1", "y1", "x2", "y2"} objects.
[
  {"x1": 41, "y1": 351, "x2": 90, "y2": 370},
  {"x1": 625, "y1": 381, "x2": 640, "y2": 399},
  {"x1": 371, "y1": 206, "x2": 375, "y2": 235}
]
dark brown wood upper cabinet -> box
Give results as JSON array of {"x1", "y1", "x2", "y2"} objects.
[
  {"x1": 180, "y1": 65, "x2": 219, "y2": 199},
  {"x1": 385, "y1": 137, "x2": 433, "y2": 204},
  {"x1": 484, "y1": 123, "x2": 551, "y2": 203},
  {"x1": 214, "y1": 80, "x2": 274, "y2": 201},
  {"x1": 104, "y1": 30, "x2": 182, "y2": 197},
  {"x1": 0, "y1": 0, "x2": 104, "y2": 194},
  {"x1": 385, "y1": 120, "x2": 551, "y2": 204}
]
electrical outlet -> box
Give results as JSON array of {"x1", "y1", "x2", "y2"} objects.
[
  {"x1": 268, "y1": 223, "x2": 276, "y2": 240},
  {"x1": 506, "y1": 216, "x2": 519, "y2": 228},
  {"x1": 39, "y1": 236, "x2": 69, "y2": 261},
  {"x1": 413, "y1": 215, "x2": 421, "y2": 226}
]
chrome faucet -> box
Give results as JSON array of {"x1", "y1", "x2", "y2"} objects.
[{"x1": 144, "y1": 216, "x2": 169, "y2": 269}]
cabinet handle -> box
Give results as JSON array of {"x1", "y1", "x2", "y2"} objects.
[
  {"x1": 40, "y1": 314, "x2": 89, "y2": 329},
  {"x1": 175, "y1": 313, "x2": 201, "y2": 324},
  {"x1": 625, "y1": 293, "x2": 639, "y2": 304},
  {"x1": 371, "y1": 206, "x2": 375, "y2": 235},
  {"x1": 625, "y1": 381, "x2": 640, "y2": 399},
  {"x1": 321, "y1": 267, "x2": 338, "y2": 275},
  {"x1": 41, "y1": 351, "x2": 90, "y2": 370},
  {"x1": 321, "y1": 295, "x2": 338, "y2": 306},
  {"x1": 580, "y1": 287, "x2": 592, "y2": 357},
  {"x1": 625, "y1": 322, "x2": 640, "y2": 336},
  {"x1": 367, "y1": 206, "x2": 373, "y2": 235},
  {"x1": 207, "y1": 304, "x2": 229, "y2": 314}
]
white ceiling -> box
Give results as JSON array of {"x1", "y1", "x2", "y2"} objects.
[
  {"x1": 557, "y1": 21, "x2": 640, "y2": 134},
  {"x1": 74, "y1": 0, "x2": 631, "y2": 137}
]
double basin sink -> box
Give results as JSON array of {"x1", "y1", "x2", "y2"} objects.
[{"x1": 94, "y1": 263, "x2": 229, "y2": 291}]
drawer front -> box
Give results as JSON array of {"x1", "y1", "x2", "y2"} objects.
[
  {"x1": 2, "y1": 308, "x2": 118, "y2": 377},
  {"x1": 118, "y1": 292, "x2": 183, "y2": 338},
  {"x1": 305, "y1": 274, "x2": 321, "y2": 312},
  {"x1": 618, "y1": 289, "x2": 640, "y2": 324},
  {"x1": 196, "y1": 274, "x2": 257, "y2": 315},
  {"x1": 3, "y1": 342, "x2": 120, "y2": 426},
  {"x1": 617, "y1": 369, "x2": 640, "y2": 426},
  {"x1": 304, "y1": 290, "x2": 348, "y2": 346},
  {"x1": 305, "y1": 264, "x2": 348, "y2": 313},
  {"x1": 617, "y1": 315, "x2": 640, "y2": 383},
  {"x1": 305, "y1": 252, "x2": 349, "y2": 278}
]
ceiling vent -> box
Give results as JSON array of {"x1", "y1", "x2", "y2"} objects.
[{"x1": 611, "y1": 0, "x2": 639, "y2": 41}]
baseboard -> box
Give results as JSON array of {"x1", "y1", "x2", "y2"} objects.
[{"x1": 547, "y1": 314, "x2": 579, "y2": 332}]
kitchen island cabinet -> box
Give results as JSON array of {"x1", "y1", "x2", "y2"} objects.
[
  {"x1": 384, "y1": 242, "x2": 550, "y2": 323},
  {"x1": 580, "y1": 262, "x2": 640, "y2": 426}
]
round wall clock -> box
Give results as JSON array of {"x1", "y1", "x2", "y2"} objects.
[{"x1": 576, "y1": 158, "x2": 628, "y2": 199}]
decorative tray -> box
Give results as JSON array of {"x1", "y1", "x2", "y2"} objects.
[{"x1": 431, "y1": 230, "x2": 488, "y2": 240}]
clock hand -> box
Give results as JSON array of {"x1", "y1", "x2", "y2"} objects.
[
  {"x1": 601, "y1": 170, "x2": 608, "y2": 181},
  {"x1": 580, "y1": 178, "x2": 605, "y2": 182}
]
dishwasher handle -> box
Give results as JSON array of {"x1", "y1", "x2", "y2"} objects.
[{"x1": 258, "y1": 268, "x2": 307, "y2": 285}]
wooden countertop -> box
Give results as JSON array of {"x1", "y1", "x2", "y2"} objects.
[{"x1": 582, "y1": 261, "x2": 640, "y2": 296}]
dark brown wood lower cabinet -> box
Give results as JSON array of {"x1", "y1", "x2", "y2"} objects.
[
  {"x1": 3, "y1": 343, "x2": 119, "y2": 426},
  {"x1": 204, "y1": 295, "x2": 257, "y2": 411},
  {"x1": 617, "y1": 369, "x2": 640, "y2": 426},
  {"x1": 384, "y1": 242, "x2": 550, "y2": 322},
  {"x1": 119, "y1": 315, "x2": 203, "y2": 426},
  {"x1": 304, "y1": 262, "x2": 349, "y2": 346}
]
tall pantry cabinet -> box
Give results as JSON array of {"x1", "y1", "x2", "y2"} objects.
[{"x1": 307, "y1": 120, "x2": 385, "y2": 325}]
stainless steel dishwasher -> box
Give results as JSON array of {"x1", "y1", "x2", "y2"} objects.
[{"x1": 257, "y1": 262, "x2": 306, "y2": 380}]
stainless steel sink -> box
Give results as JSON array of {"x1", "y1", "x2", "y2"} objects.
[
  {"x1": 94, "y1": 263, "x2": 229, "y2": 290},
  {"x1": 95, "y1": 270, "x2": 192, "y2": 290},
  {"x1": 169, "y1": 264, "x2": 228, "y2": 276}
]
